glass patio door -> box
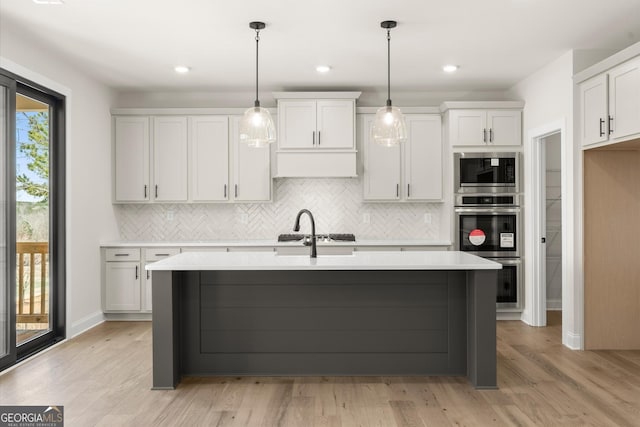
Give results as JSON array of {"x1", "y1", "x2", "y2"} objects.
[
  {"x1": 16, "y1": 91, "x2": 51, "y2": 345},
  {"x1": 0, "y1": 68, "x2": 65, "y2": 371}
]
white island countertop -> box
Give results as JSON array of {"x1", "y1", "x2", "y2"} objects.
[{"x1": 146, "y1": 250, "x2": 501, "y2": 271}]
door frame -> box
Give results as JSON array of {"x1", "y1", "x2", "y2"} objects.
[
  {"x1": 524, "y1": 120, "x2": 566, "y2": 329},
  {"x1": 0, "y1": 74, "x2": 17, "y2": 370}
]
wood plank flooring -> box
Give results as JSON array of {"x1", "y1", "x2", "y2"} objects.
[{"x1": 1, "y1": 312, "x2": 640, "y2": 426}]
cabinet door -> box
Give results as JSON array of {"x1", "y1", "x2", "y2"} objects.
[
  {"x1": 231, "y1": 116, "x2": 271, "y2": 201},
  {"x1": 404, "y1": 115, "x2": 443, "y2": 201},
  {"x1": 153, "y1": 116, "x2": 188, "y2": 201},
  {"x1": 189, "y1": 116, "x2": 229, "y2": 201},
  {"x1": 278, "y1": 100, "x2": 317, "y2": 149},
  {"x1": 114, "y1": 116, "x2": 150, "y2": 202},
  {"x1": 580, "y1": 74, "x2": 609, "y2": 146},
  {"x1": 449, "y1": 110, "x2": 487, "y2": 146},
  {"x1": 105, "y1": 262, "x2": 141, "y2": 311},
  {"x1": 361, "y1": 115, "x2": 401, "y2": 200},
  {"x1": 487, "y1": 110, "x2": 521, "y2": 146},
  {"x1": 316, "y1": 100, "x2": 355, "y2": 149},
  {"x1": 609, "y1": 58, "x2": 640, "y2": 140}
]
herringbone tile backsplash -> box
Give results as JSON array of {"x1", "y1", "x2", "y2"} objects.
[{"x1": 115, "y1": 178, "x2": 444, "y2": 241}]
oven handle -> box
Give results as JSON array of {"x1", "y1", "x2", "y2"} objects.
[{"x1": 454, "y1": 207, "x2": 521, "y2": 214}]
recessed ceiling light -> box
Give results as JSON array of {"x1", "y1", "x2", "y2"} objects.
[
  {"x1": 33, "y1": 0, "x2": 64, "y2": 4},
  {"x1": 316, "y1": 65, "x2": 332, "y2": 73},
  {"x1": 443, "y1": 64, "x2": 459, "y2": 73},
  {"x1": 174, "y1": 66, "x2": 191, "y2": 74}
]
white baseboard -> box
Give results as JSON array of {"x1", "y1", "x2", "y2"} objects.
[
  {"x1": 564, "y1": 331, "x2": 583, "y2": 350},
  {"x1": 497, "y1": 311, "x2": 523, "y2": 321},
  {"x1": 547, "y1": 299, "x2": 562, "y2": 310},
  {"x1": 103, "y1": 313, "x2": 152, "y2": 321},
  {"x1": 69, "y1": 311, "x2": 105, "y2": 338}
]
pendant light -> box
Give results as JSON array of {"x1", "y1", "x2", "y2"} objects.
[
  {"x1": 239, "y1": 21, "x2": 276, "y2": 148},
  {"x1": 371, "y1": 20, "x2": 407, "y2": 147}
]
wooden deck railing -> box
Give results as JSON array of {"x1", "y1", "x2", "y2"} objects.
[{"x1": 17, "y1": 241, "x2": 49, "y2": 324}]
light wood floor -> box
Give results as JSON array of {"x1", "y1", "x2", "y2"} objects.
[{"x1": 1, "y1": 312, "x2": 639, "y2": 426}]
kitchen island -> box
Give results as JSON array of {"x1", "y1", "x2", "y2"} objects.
[{"x1": 146, "y1": 251, "x2": 501, "y2": 389}]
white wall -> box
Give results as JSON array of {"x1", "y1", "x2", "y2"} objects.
[
  {"x1": 508, "y1": 51, "x2": 580, "y2": 348},
  {"x1": 1, "y1": 19, "x2": 120, "y2": 337}
]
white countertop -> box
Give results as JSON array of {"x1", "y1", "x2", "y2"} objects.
[
  {"x1": 101, "y1": 239, "x2": 452, "y2": 248},
  {"x1": 145, "y1": 250, "x2": 501, "y2": 271}
]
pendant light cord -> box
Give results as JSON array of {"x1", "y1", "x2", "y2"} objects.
[
  {"x1": 386, "y1": 29, "x2": 392, "y2": 107},
  {"x1": 255, "y1": 29, "x2": 260, "y2": 108}
]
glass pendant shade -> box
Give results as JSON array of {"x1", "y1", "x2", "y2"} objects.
[
  {"x1": 372, "y1": 104, "x2": 407, "y2": 146},
  {"x1": 239, "y1": 106, "x2": 276, "y2": 148}
]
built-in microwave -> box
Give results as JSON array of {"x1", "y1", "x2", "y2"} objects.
[{"x1": 454, "y1": 152, "x2": 519, "y2": 194}]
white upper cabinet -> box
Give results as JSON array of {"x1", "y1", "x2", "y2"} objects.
[
  {"x1": 487, "y1": 110, "x2": 522, "y2": 146},
  {"x1": 362, "y1": 113, "x2": 443, "y2": 202},
  {"x1": 277, "y1": 100, "x2": 317, "y2": 149},
  {"x1": 316, "y1": 100, "x2": 355, "y2": 149},
  {"x1": 449, "y1": 109, "x2": 521, "y2": 147},
  {"x1": 189, "y1": 116, "x2": 229, "y2": 201},
  {"x1": 580, "y1": 74, "x2": 609, "y2": 146},
  {"x1": 113, "y1": 111, "x2": 272, "y2": 204},
  {"x1": 404, "y1": 115, "x2": 443, "y2": 201},
  {"x1": 608, "y1": 57, "x2": 640, "y2": 140},
  {"x1": 274, "y1": 92, "x2": 360, "y2": 178},
  {"x1": 114, "y1": 116, "x2": 150, "y2": 202},
  {"x1": 579, "y1": 56, "x2": 640, "y2": 148},
  {"x1": 278, "y1": 99, "x2": 355, "y2": 149},
  {"x1": 361, "y1": 115, "x2": 401, "y2": 200},
  {"x1": 153, "y1": 116, "x2": 188, "y2": 202},
  {"x1": 230, "y1": 116, "x2": 271, "y2": 202}
]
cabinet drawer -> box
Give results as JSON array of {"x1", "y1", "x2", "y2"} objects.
[
  {"x1": 105, "y1": 248, "x2": 141, "y2": 261},
  {"x1": 144, "y1": 247, "x2": 180, "y2": 262}
]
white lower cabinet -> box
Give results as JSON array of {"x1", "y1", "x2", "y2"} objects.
[
  {"x1": 105, "y1": 262, "x2": 141, "y2": 311},
  {"x1": 104, "y1": 248, "x2": 142, "y2": 312},
  {"x1": 103, "y1": 247, "x2": 178, "y2": 314}
]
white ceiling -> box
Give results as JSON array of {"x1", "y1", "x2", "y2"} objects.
[{"x1": 2, "y1": 0, "x2": 640, "y2": 93}]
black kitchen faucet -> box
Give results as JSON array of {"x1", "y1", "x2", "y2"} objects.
[{"x1": 293, "y1": 209, "x2": 317, "y2": 258}]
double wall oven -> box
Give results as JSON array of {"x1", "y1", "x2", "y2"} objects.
[{"x1": 454, "y1": 153, "x2": 523, "y2": 311}]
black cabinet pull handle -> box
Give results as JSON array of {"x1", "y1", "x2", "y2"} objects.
[
  {"x1": 608, "y1": 115, "x2": 614, "y2": 135},
  {"x1": 155, "y1": 253, "x2": 170, "y2": 257},
  {"x1": 312, "y1": 131, "x2": 315, "y2": 145},
  {"x1": 407, "y1": 183, "x2": 411, "y2": 198},
  {"x1": 396, "y1": 184, "x2": 399, "y2": 198},
  {"x1": 114, "y1": 253, "x2": 129, "y2": 257},
  {"x1": 483, "y1": 129, "x2": 487, "y2": 143},
  {"x1": 599, "y1": 118, "x2": 605, "y2": 137},
  {"x1": 235, "y1": 184, "x2": 238, "y2": 198},
  {"x1": 489, "y1": 128, "x2": 493, "y2": 143},
  {"x1": 135, "y1": 265, "x2": 139, "y2": 280},
  {"x1": 144, "y1": 185, "x2": 147, "y2": 198},
  {"x1": 147, "y1": 270, "x2": 150, "y2": 280},
  {"x1": 318, "y1": 131, "x2": 321, "y2": 145},
  {"x1": 224, "y1": 184, "x2": 227, "y2": 198},
  {"x1": 155, "y1": 185, "x2": 158, "y2": 198}
]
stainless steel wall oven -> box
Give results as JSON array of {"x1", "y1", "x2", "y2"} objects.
[{"x1": 454, "y1": 167, "x2": 523, "y2": 310}]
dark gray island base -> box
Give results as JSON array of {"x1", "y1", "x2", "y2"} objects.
[{"x1": 151, "y1": 267, "x2": 497, "y2": 390}]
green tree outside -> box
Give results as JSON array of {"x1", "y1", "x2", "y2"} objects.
[{"x1": 17, "y1": 111, "x2": 49, "y2": 204}]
